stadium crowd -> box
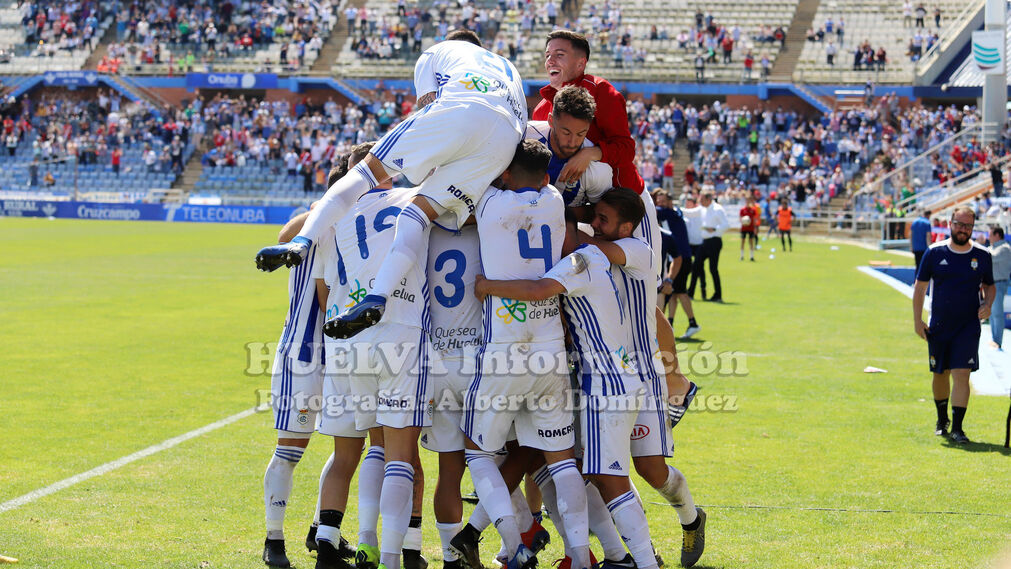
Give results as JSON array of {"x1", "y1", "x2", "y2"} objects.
[
  {"x1": 17, "y1": 0, "x2": 110, "y2": 55},
  {"x1": 106, "y1": 0, "x2": 337, "y2": 71}
]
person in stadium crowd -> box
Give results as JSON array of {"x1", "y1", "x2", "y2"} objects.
[
  {"x1": 913, "y1": 206, "x2": 995, "y2": 445},
  {"x1": 739, "y1": 195, "x2": 760, "y2": 262},
  {"x1": 683, "y1": 194, "x2": 708, "y2": 302},
  {"x1": 530, "y1": 29, "x2": 696, "y2": 412},
  {"x1": 910, "y1": 208, "x2": 931, "y2": 270},
  {"x1": 988, "y1": 226, "x2": 1011, "y2": 349}
]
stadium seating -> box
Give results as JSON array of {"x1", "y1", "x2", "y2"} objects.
[
  {"x1": 794, "y1": 0, "x2": 968, "y2": 83},
  {"x1": 333, "y1": 0, "x2": 796, "y2": 82},
  {"x1": 0, "y1": 4, "x2": 113, "y2": 74},
  {"x1": 0, "y1": 135, "x2": 191, "y2": 197},
  {"x1": 191, "y1": 162, "x2": 313, "y2": 206}
]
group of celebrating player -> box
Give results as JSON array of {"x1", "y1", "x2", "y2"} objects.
[{"x1": 255, "y1": 29, "x2": 706, "y2": 569}]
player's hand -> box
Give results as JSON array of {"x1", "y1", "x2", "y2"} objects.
[
  {"x1": 978, "y1": 304, "x2": 991, "y2": 321},
  {"x1": 474, "y1": 274, "x2": 488, "y2": 301},
  {"x1": 660, "y1": 278, "x2": 673, "y2": 296},
  {"x1": 256, "y1": 236, "x2": 312, "y2": 272},
  {"x1": 914, "y1": 319, "x2": 929, "y2": 340},
  {"x1": 557, "y1": 147, "x2": 596, "y2": 184}
]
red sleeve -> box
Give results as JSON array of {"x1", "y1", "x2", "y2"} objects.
[
  {"x1": 532, "y1": 98, "x2": 551, "y2": 121},
  {"x1": 591, "y1": 81, "x2": 636, "y2": 169}
]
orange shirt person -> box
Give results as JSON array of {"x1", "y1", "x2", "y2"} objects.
[{"x1": 777, "y1": 200, "x2": 794, "y2": 251}]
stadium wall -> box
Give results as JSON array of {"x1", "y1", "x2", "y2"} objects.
[{"x1": 0, "y1": 199, "x2": 306, "y2": 224}]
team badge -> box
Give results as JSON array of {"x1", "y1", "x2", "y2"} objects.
[
  {"x1": 929, "y1": 356, "x2": 936, "y2": 368},
  {"x1": 297, "y1": 409, "x2": 309, "y2": 425},
  {"x1": 970, "y1": 258, "x2": 978, "y2": 270},
  {"x1": 427, "y1": 398, "x2": 435, "y2": 417}
]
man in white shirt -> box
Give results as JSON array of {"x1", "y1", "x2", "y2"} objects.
[{"x1": 698, "y1": 190, "x2": 729, "y2": 302}]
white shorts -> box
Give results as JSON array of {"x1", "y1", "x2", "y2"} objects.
[
  {"x1": 421, "y1": 354, "x2": 475, "y2": 453},
  {"x1": 372, "y1": 100, "x2": 521, "y2": 230},
  {"x1": 319, "y1": 339, "x2": 367, "y2": 439},
  {"x1": 580, "y1": 387, "x2": 643, "y2": 476},
  {"x1": 462, "y1": 340, "x2": 575, "y2": 453},
  {"x1": 271, "y1": 352, "x2": 324, "y2": 434},
  {"x1": 347, "y1": 322, "x2": 436, "y2": 431},
  {"x1": 633, "y1": 188, "x2": 663, "y2": 285},
  {"x1": 629, "y1": 355, "x2": 673, "y2": 458}
]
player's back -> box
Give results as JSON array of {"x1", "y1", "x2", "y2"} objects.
[
  {"x1": 548, "y1": 244, "x2": 639, "y2": 396},
  {"x1": 476, "y1": 185, "x2": 565, "y2": 344},
  {"x1": 336, "y1": 188, "x2": 429, "y2": 330},
  {"x1": 427, "y1": 224, "x2": 482, "y2": 358},
  {"x1": 414, "y1": 40, "x2": 526, "y2": 134},
  {"x1": 608, "y1": 236, "x2": 660, "y2": 383}
]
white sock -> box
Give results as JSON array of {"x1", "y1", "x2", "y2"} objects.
[
  {"x1": 511, "y1": 486, "x2": 534, "y2": 533},
  {"x1": 298, "y1": 162, "x2": 375, "y2": 241},
  {"x1": 265, "y1": 445, "x2": 305, "y2": 540},
  {"x1": 358, "y1": 445, "x2": 385, "y2": 547},
  {"x1": 607, "y1": 491, "x2": 658, "y2": 569},
  {"x1": 656, "y1": 466, "x2": 697, "y2": 525},
  {"x1": 466, "y1": 449, "x2": 521, "y2": 555},
  {"x1": 379, "y1": 461, "x2": 415, "y2": 569},
  {"x1": 370, "y1": 203, "x2": 431, "y2": 298},
  {"x1": 404, "y1": 523, "x2": 423, "y2": 550},
  {"x1": 533, "y1": 465, "x2": 572, "y2": 558},
  {"x1": 317, "y1": 523, "x2": 340, "y2": 545},
  {"x1": 314, "y1": 452, "x2": 335, "y2": 526},
  {"x1": 468, "y1": 502, "x2": 493, "y2": 531},
  {"x1": 436, "y1": 521, "x2": 462, "y2": 562},
  {"x1": 548, "y1": 459, "x2": 591, "y2": 569},
  {"x1": 585, "y1": 482, "x2": 626, "y2": 561}
]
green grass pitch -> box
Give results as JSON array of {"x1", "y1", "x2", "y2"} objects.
[{"x1": 1, "y1": 217, "x2": 1009, "y2": 568}]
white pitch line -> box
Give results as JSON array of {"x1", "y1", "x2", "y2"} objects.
[{"x1": 0, "y1": 407, "x2": 258, "y2": 514}]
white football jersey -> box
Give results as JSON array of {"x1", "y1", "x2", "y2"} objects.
[
  {"x1": 277, "y1": 239, "x2": 324, "y2": 363},
  {"x1": 476, "y1": 185, "x2": 566, "y2": 344},
  {"x1": 336, "y1": 187, "x2": 430, "y2": 330},
  {"x1": 525, "y1": 120, "x2": 613, "y2": 207},
  {"x1": 427, "y1": 224, "x2": 482, "y2": 359},
  {"x1": 608, "y1": 237, "x2": 660, "y2": 387},
  {"x1": 312, "y1": 225, "x2": 350, "y2": 322},
  {"x1": 413, "y1": 40, "x2": 526, "y2": 136},
  {"x1": 545, "y1": 244, "x2": 641, "y2": 396}
]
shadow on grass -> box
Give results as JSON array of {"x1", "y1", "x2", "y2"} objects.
[
  {"x1": 677, "y1": 336, "x2": 707, "y2": 344},
  {"x1": 941, "y1": 439, "x2": 1011, "y2": 454}
]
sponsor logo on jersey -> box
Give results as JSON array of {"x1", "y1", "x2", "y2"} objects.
[
  {"x1": 459, "y1": 73, "x2": 491, "y2": 93},
  {"x1": 608, "y1": 461, "x2": 622, "y2": 471},
  {"x1": 347, "y1": 279, "x2": 368, "y2": 307},
  {"x1": 496, "y1": 298, "x2": 527, "y2": 324},
  {"x1": 379, "y1": 396, "x2": 411, "y2": 409},
  {"x1": 393, "y1": 158, "x2": 404, "y2": 169},
  {"x1": 630, "y1": 424, "x2": 650, "y2": 440},
  {"x1": 939, "y1": 259, "x2": 949, "y2": 265},
  {"x1": 537, "y1": 425, "x2": 574, "y2": 438}
]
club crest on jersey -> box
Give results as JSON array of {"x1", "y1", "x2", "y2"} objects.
[
  {"x1": 496, "y1": 298, "x2": 527, "y2": 323},
  {"x1": 970, "y1": 258, "x2": 978, "y2": 270},
  {"x1": 297, "y1": 409, "x2": 309, "y2": 425}
]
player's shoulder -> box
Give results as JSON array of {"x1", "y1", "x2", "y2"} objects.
[
  {"x1": 928, "y1": 239, "x2": 950, "y2": 250},
  {"x1": 970, "y1": 240, "x2": 992, "y2": 257},
  {"x1": 525, "y1": 120, "x2": 550, "y2": 142}
]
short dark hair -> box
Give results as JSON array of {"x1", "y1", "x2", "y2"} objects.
[
  {"x1": 951, "y1": 205, "x2": 976, "y2": 220},
  {"x1": 508, "y1": 140, "x2": 552, "y2": 180},
  {"x1": 552, "y1": 85, "x2": 596, "y2": 122},
  {"x1": 598, "y1": 187, "x2": 645, "y2": 227},
  {"x1": 349, "y1": 142, "x2": 376, "y2": 168},
  {"x1": 546, "y1": 30, "x2": 590, "y2": 60},
  {"x1": 992, "y1": 226, "x2": 1005, "y2": 239},
  {"x1": 446, "y1": 29, "x2": 482, "y2": 47},
  {"x1": 328, "y1": 153, "x2": 350, "y2": 187}
]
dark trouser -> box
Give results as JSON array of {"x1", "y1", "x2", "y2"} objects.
[
  {"x1": 702, "y1": 237, "x2": 723, "y2": 299},
  {"x1": 687, "y1": 244, "x2": 706, "y2": 298},
  {"x1": 913, "y1": 249, "x2": 924, "y2": 271},
  {"x1": 781, "y1": 230, "x2": 792, "y2": 250}
]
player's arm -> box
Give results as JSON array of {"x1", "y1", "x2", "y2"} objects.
[
  {"x1": 413, "y1": 51, "x2": 438, "y2": 109},
  {"x1": 912, "y1": 278, "x2": 929, "y2": 340},
  {"x1": 315, "y1": 278, "x2": 329, "y2": 308},
  {"x1": 279, "y1": 211, "x2": 310, "y2": 243},
  {"x1": 474, "y1": 274, "x2": 565, "y2": 302},
  {"x1": 566, "y1": 205, "x2": 594, "y2": 224},
  {"x1": 416, "y1": 91, "x2": 437, "y2": 109},
  {"x1": 981, "y1": 282, "x2": 996, "y2": 320},
  {"x1": 577, "y1": 235, "x2": 627, "y2": 266}
]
